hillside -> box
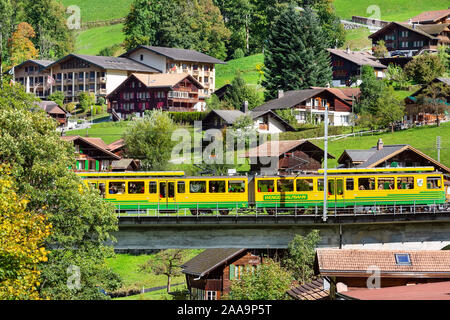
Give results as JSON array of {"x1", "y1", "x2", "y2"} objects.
[
  {"x1": 60, "y1": 0, "x2": 132, "y2": 22},
  {"x1": 75, "y1": 23, "x2": 126, "y2": 55}
]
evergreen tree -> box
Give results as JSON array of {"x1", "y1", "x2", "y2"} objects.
[
  {"x1": 224, "y1": 71, "x2": 263, "y2": 110},
  {"x1": 262, "y1": 5, "x2": 332, "y2": 100},
  {"x1": 354, "y1": 65, "x2": 386, "y2": 115}
]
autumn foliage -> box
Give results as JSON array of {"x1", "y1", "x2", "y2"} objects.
[
  {"x1": 8, "y1": 22, "x2": 39, "y2": 67},
  {"x1": 0, "y1": 165, "x2": 51, "y2": 300}
]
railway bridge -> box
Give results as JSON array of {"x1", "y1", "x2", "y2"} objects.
[{"x1": 112, "y1": 209, "x2": 450, "y2": 252}]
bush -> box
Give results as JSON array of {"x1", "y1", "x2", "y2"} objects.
[
  {"x1": 167, "y1": 112, "x2": 208, "y2": 124},
  {"x1": 232, "y1": 48, "x2": 245, "y2": 60}
]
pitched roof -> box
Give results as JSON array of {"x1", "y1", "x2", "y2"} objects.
[
  {"x1": 287, "y1": 278, "x2": 330, "y2": 300},
  {"x1": 416, "y1": 23, "x2": 450, "y2": 36},
  {"x1": 241, "y1": 140, "x2": 335, "y2": 159},
  {"x1": 60, "y1": 136, "x2": 121, "y2": 159},
  {"x1": 252, "y1": 89, "x2": 324, "y2": 112},
  {"x1": 122, "y1": 45, "x2": 226, "y2": 65},
  {"x1": 409, "y1": 9, "x2": 450, "y2": 24},
  {"x1": 369, "y1": 22, "x2": 439, "y2": 40},
  {"x1": 316, "y1": 249, "x2": 450, "y2": 277},
  {"x1": 107, "y1": 139, "x2": 125, "y2": 152},
  {"x1": 132, "y1": 72, "x2": 203, "y2": 88},
  {"x1": 44, "y1": 54, "x2": 160, "y2": 73},
  {"x1": 181, "y1": 249, "x2": 246, "y2": 277},
  {"x1": 111, "y1": 159, "x2": 137, "y2": 170},
  {"x1": 36, "y1": 100, "x2": 66, "y2": 115},
  {"x1": 327, "y1": 49, "x2": 387, "y2": 69},
  {"x1": 209, "y1": 109, "x2": 246, "y2": 125}
]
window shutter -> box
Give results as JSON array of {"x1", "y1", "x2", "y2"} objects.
[
  {"x1": 229, "y1": 264, "x2": 235, "y2": 280},
  {"x1": 96, "y1": 161, "x2": 100, "y2": 172},
  {"x1": 85, "y1": 160, "x2": 89, "y2": 170}
]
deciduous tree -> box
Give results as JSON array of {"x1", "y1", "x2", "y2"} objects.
[
  {"x1": 416, "y1": 82, "x2": 450, "y2": 127},
  {"x1": 8, "y1": 22, "x2": 39, "y2": 66},
  {"x1": 404, "y1": 54, "x2": 445, "y2": 85}
]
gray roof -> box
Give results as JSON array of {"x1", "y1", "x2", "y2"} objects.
[
  {"x1": 123, "y1": 45, "x2": 226, "y2": 65},
  {"x1": 111, "y1": 159, "x2": 136, "y2": 170},
  {"x1": 44, "y1": 54, "x2": 161, "y2": 73},
  {"x1": 181, "y1": 249, "x2": 245, "y2": 277},
  {"x1": 13, "y1": 59, "x2": 54, "y2": 71},
  {"x1": 356, "y1": 145, "x2": 407, "y2": 168},
  {"x1": 343, "y1": 150, "x2": 377, "y2": 163},
  {"x1": 252, "y1": 89, "x2": 324, "y2": 112},
  {"x1": 328, "y1": 49, "x2": 387, "y2": 69},
  {"x1": 211, "y1": 110, "x2": 246, "y2": 124}
]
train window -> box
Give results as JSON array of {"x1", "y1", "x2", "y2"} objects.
[
  {"x1": 160, "y1": 182, "x2": 166, "y2": 198},
  {"x1": 99, "y1": 183, "x2": 106, "y2": 198},
  {"x1": 397, "y1": 177, "x2": 414, "y2": 190},
  {"x1": 109, "y1": 182, "x2": 125, "y2": 194},
  {"x1": 328, "y1": 180, "x2": 335, "y2": 195},
  {"x1": 296, "y1": 179, "x2": 314, "y2": 192},
  {"x1": 168, "y1": 182, "x2": 175, "y2": 198},
  {"x1": 128, "y1": 181, "x2": 145, "y2": 194},
  {"x1": 190, "y1": 181, "x2": 206, "y2": 193},
  {"x1": 346, "y1": 178, "x2": 354, "y2": 191},
  {"x1": 427, "y1": 177, "x2": 441, "y2": 189},
  {"x1": 178, "y1": 181, "x2": 185, "y2": 193},
  {"x1": 257, "y1": 180, "x2": 274, "y2": 193},
  {"x1": 317, "y1": 179, "x2": 324, "y2": 191},
  {"x1": 229, "y1": 180, "x2": 245, "y2": 193},
  {"x1": 378, "y1": 178, "x2": 395, "y2": 190},
  {"x1": 149, "y1": 181, "x2": 157, "y2": 194},
  {"x1": 277, "y1": 179, "x2": 294, "y2": 192},
  {"x1": 358, "y1": 178, "x2": 375, "y2": 190},
  {"x1": 209, "y1": 181, "x2": 226, "y2": 193}
]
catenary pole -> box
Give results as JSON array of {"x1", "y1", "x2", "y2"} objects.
[{"x1": 323, "y1": 101, "x2": 328, "y2": 222}]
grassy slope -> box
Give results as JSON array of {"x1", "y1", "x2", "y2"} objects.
[
  {"x1": 316, "y1": 122, "x2": 450, "y2": 168},
  {"x1": 215, "y1": 54, "x2": 264, "y2": 89},
  {"x1": 75, "y1": 23, "x2": 126, "y2": 55},
  {"x1": 60, "y1": 0, "x2": 133, "y2": 22},
  {"x1": 334, "y1": 0, "x2": 450, "y2": 22},
  {"x1": 342, "y1": 28, "x2": 372, "y2": 51}
]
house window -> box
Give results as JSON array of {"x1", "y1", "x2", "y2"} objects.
[
  {"x1": 140, "y1": 54, "x2": 144, "y2": 61},
  {"x1": 395, "y1": 253, "x2": 411, "y2": 265},
  {"x1": 385, "y1": 34, "x2": 395, "y2": 40},
  {"x1": 413, "y1": 40, "x2": 424, "y2": 48},
  {"x1": 400, "y1": 30, "x2": 409, "y2": 37},
  {"x1": 400, "y1": 41, "x2": 409, "y2": 48}
]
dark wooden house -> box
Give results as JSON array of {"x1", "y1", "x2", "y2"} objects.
[
  {"x1": 242, "y1": 140, "x2": 335, "y2": 175},
  {"x1": 35, "y1": 100, "x2": 69, "y2": 126},
  {"x1": 409, "y1": 9, "x2": 450, "y2": 25},
  {"x1": 181, "y1": 248, "x2": 282, "y2": 300},
  {"x1": 106, "y1": 73, "x2": 204, "y2": 119}
]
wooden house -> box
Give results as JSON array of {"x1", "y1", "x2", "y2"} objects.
[
  {"x1": 408, "y1": 9, "x2": 450, "y2": 25},
  {"x1": 36, "y1": 100, "x2": 69, "y2": 126},
  {"x1": 13, "y1": 59, "x2": 54, "y2": 98},
  {"x1": 106, "y1": 73, "x2": 205, "y2": 119}
]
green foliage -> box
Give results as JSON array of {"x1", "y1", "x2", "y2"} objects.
[
  {"x1": 375, "y1": 86, "x2": 405, "y2": 132},
  {"x1": 416, "y1": 82, "x2": 450, "y2": 127},
  {"x1": 274, "y1": 109, "x2": 298, "y2": 129},
  {"x1": 437, "y1": 45, "x2": 449, "y2": 75},
  {"x1": 48, "y1": 91, "x2": 65, "y2": 107},
  {"x1": 0, "y1": 80, "x2": 120, "y2": 300},
  {"x1": 227, "y1": 258, "x2": 292, "y2": 300},
  {"x1": 64, "y1": 102, "x2": 77, "y2": 113},
  {"x1": 233, "y1": 48, "x2": 245, "y2": 60},
  {"x1": 123, "y1": 110, "x2": 176, "y2": 170},
  {"x1": 98, "y1": 44, "x2": 123, "y2": 57},
  {"x1": 355, "y1": 65, "x2": 386, "y2": 114},
  {"x1": 373, "y1": 40, "x2": 388, "y2": 58},
  {"x1": 284, "y1": 230, "x2": 321, "y2": 284},
  {"x1": 167, "y1": 111, "x2": 208, "y2": 124},
  {"x1": 262, "y1": 5, "x2": 332, "y2": 100},
  {"x1": 224, "y1": 71, "x2": 263, "y2": 110},
  {"x1": 78, "y1": 91, "x2": 96, "y2": 113},
  {"x1": 384, "y1": 64, "x2": 410, "y2": 90},
  {"x1": 404, "y1": 54, "x2": 445, "y2": 85}
]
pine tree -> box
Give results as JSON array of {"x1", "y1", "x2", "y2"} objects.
[{"x1": 262, "y1": 5, "x2": 332, "y2": 101}]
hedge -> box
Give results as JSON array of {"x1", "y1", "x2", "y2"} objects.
[{"x1": 167, "y1": 112, "x2": 208, "y2": 124}]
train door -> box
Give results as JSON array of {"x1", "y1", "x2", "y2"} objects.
[
  {"x1": 327, "y1": 178, "x2": 344, "y2": 205},
  {"x1": 158, "y1": 180, "x2": 176, "y2": 210}
]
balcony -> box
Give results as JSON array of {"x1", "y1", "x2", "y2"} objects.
[
  {"x1": 99, "y1": 88, "x2": 107, "y2": 95},
  {"x1": 99, "y1": 77, "x2": 106, "y2": 83}
]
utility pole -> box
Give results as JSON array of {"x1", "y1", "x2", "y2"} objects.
[
  {"x1": 323, "y1": 101, "x2": 328, "y2": 222},
  {"x1": 437, "y1": 136, "x2": 441, "y2": 163}
]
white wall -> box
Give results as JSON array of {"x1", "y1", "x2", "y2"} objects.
[
  {"x1": 106, "y1": 70, "x2": 129, "y2": 94},
  {"x1": 127, "y1": 48, "x2": 167, "y2": 73},
  {"x1": 253, "y1": 115, "x2": 287, "y2": 134}
]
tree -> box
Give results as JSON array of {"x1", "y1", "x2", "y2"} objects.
[
  {"x1": 0, "y1": 165, "x2": 51, "y2": 300},
  {"x1": 139, "y1": 249, "x2": 186, "y2": 293},
  {"x1": 8, "y1": 22, "x2": 39, "y2": 66},
  {"x1": 227, "y1": 258, "x2": 292, "y2": 300},
  {"x1": 224, "y1": 71, "x2": 263, "y2": 110},
  {"x1": 262, "y1": 5, "x2": 332, "y2": 100},
  {"x1": 310, "y1": 0, "x2": 346, "y2": 48},
  {"x1": 0, "y1": 80, "x2": 121, "y2": 300},
  {"x1": 385, "y1": 64, "x2": 409, "y2": 89},
  {"x1": 375, "y1": 86, "x2": 405, "y2": 132},
  {"x1": 78, "y1": 92, "x2": 96, "y2": 113},
  {"x1": 404, "y1": 54, "x2": 445, "y2": 85},
  {"x1": 437, "y1": 45, "x2": 449, "y2": 75},
  {"x1": 123, "y1": 110, "x2": 176, "y2": 170},
  {"x1": 48, "y1": 91, "x2": 65, "y2": 107},
  {"x1": 416, "y1": 82, "x2": 450, "y2": 127},
  {"x1": 373, "y1": 40, "x2": 388, "y2": 58},
  {"x1": 283, "y1": 230, "x2": 321, "y2": 284},
  {"x1": 354, "y1": 65, "x2": 386, "y2": 114}
]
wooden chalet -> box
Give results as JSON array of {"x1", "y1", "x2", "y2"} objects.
[
  {"x1": 404, "y1": 77, "x2": 450, "y2": 125},
  {"x1": 327, "y1": 48, "x2": 386, "y2": 87},
  {"x1": 252, "y1": 88, "x2": 354, "y2": 126},
  {"x1": 106, "y1": 73, "x2": 205, "y2": 119},
  {"x1": 241, "y1": 140, "x2": 335, "y2": 175},
  {"x1": 408, "y1": 9, "x2": 450, "y2": 25},
  {"x1": 181, "y1": 248, "x2": 282, "y2": 300},
  {"x1": 35, "y1": 100, "x2": 69, "y2": 126},
  {"x1": 315, "y1": 249, "x2": 450, "y2": 296},
  {"x1": 369, "y1": 22, "x2": 450, "y2": 55},
  {"x1": 338, "y1": 138, "x2": 450, "y2": 175}
]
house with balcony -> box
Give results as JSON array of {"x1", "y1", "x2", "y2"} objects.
[
  {"x1": 106, "y1": 73, "x2": 205, "y2": 119},
  {"x1": 252, "y1": 88, "x2": 355, "y2": 126},
  {"x1": 13, "y1": 59, "x2": 54, "y2": 98},
  {"x1": 408, "y1": 9, "x2": 450, "y2": 25},
  {"x1": 35, "y1": 100, "x2": 69, "y2": 126},
  {"x1": 369, "y1": 21, "x2": 450, "y2": 56},
  {"x1": 121, "y1": 45, "x2": 226, "y2": 97},
  {"x1": 32, "y1": 54, "x2": 160, "y2": 103}
]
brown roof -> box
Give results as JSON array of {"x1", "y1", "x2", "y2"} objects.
[
  {"x1": 132, "y1": 73, "x2": 203, "y2": 89},
  {"x1": 287, "y1": 278, "x2": 330, "y2": 300},
  {"x1": 61, "y1": 136, "x2": 120, "y2": 159},
  {"x1": 316, "y1": 249, "x2": 450, "y2": 277},
  {"x1": 369, "y1": 22, "x2": 439, "y2": 40},
  {"x1": 341, "y1": 281, "x2": 450, "y2": 300},
  {"x1": 36, "y1": 100, "x2": 66, "y2": 115},
  {"x1": 409, "y1": 9, "x2": 450, "y2": 23},
  {"x1": 327, "y1": 49, "x2": 387, "y2": 69},
  {"x1": 107, "y1": 139, "x2": 125, "y2": 152},
  {"x1": 241, "y1": 140, "x2": 335, "y2": 159}
]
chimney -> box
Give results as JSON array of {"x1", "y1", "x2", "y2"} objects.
[
  {"x1": 377, "y1": 138, "x2": 384, "y2": 151},
  {"x1": 346, "y1": 45, "x2": 351, "y2": 54},
  {"x1": 242, "y1": 100, "x2": 249, "y2": 114},
  {"x1": 278, "y1": 90, "x2": 284, "y2": 99}
]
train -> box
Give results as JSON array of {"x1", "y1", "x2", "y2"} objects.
[{"x1": 77, "y1": 167, "x2": 448, "y2": 215}]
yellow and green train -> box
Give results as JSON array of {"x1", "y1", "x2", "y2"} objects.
[{"x1": 77, "y1": 167, "x2": 447, "y2": 214}]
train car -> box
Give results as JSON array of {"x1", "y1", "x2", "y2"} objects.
[
  {"x1": 78, "y1": 171, "x2": 249, "y2": 214},
  {"x1": 253, "y1": 167, "x2": 446, "y2": 212}
]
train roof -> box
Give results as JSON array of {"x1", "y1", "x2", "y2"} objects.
[
  {"x1": 76, "y1": 171, "x2": 186, "y2": 178},
  {"x1": 317, "y1": 167, "x2": 436, "y2": 174}
]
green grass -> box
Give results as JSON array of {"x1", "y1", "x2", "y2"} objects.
[
  {"x1": 216, "y1": 54, "x2": 264, "y2": 89},
  {"x1": 316, "y1": 122, "x2": 450, "y2": 168},
  {"x1": 60, "y1": 0, "x2": 133, "y2": 22},
  {"x1": 342, "y1": 28, "x2": 372, "y2": 51},
  {"x1": 67, "y1": 121, "x2": 130, "y2": 144},
  {"x1": 334, "y1": 0, "x2": 450, "y2": 22},
  {"x1": 75, "y1": 23, "x2": 126, "y2": 56}
]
